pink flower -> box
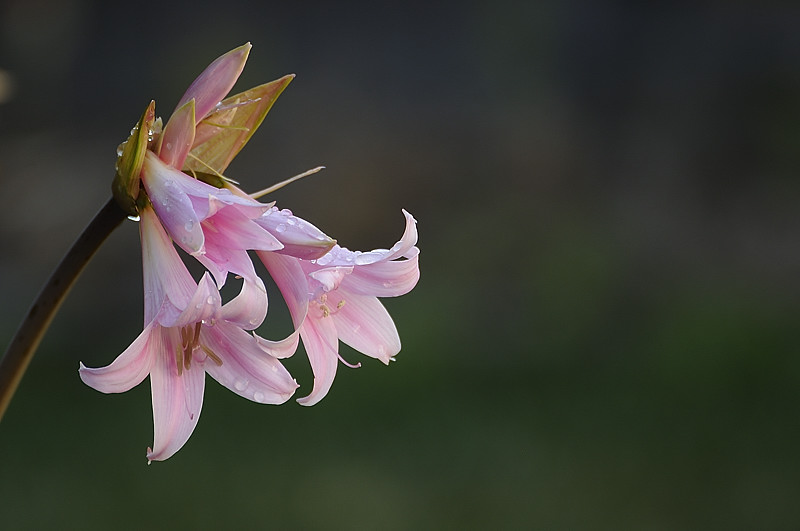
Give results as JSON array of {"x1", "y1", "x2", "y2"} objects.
[
  {"x1": 79, "y1": 207, "x2": 298, "y2": 462},
  {"x1": 257, "y1": 210, "x2": 420, "y2": 406}
]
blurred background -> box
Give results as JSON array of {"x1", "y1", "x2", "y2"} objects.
[{"x1": 2, "y1": 1, "x2": 800, "y2": 529}]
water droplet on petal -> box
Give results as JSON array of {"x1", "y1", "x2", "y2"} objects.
[
  {"x1": 234, "y1": 380, "x2": 247, "y2": 391},
  {"x1": 185, "y1": 220, "x2": 194, "y2": 231},
  {"x1": 206, "y1": 296, "x2": 214, "y2": 305},
  {"x1": 275, "y1": 223, "x2": 287, "y2": 233},
  {"x1": 254, "y1": 391, "x2": 265, "y2": 402}
]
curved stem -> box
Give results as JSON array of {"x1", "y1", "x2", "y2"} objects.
[{"x1": 0, "y1": 197, "x2": 127, "y2": 421}]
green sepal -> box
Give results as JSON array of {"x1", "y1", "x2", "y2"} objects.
[
  {"x1": 112, "y1": 101, "x2": 155, "y2": 216},
  {"x1": 184, "y1": 74, "x2": 294, "y2": 176}
]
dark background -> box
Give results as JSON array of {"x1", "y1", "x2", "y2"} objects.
[{"x1": 2, "y1": 1, "x2": 800, "y2": 529}]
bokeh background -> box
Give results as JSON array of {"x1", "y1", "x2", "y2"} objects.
[{"x1": 2, "y1": 1, "x2": 800, "y2": 529}]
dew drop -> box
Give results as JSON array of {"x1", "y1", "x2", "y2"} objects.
[
  {"x1": 234, "y1": 380, "x2": 247, "y2": 391},
  {"x1": 254, "y1": 392, "x2": 265, "y2": 402},
  {"x1": 206, "y1": 296, "x2": 215, "y2": 305},
  {"x1": 275, "y1": 223, "x2": 287, "y2": 233},
  {"x1": 185, "y1": 220, "x2": 195, "y2": 232},
  {"x1": 286, "y1": 217, "x2": 297, "y2": 225}
]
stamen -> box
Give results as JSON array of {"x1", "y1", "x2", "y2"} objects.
[
  {"x1": 321, "y1": 305, "x2": 330, "y2": 318},
  {"x1": 175, "y1": 346, "x2": 184, "y2": 376},
  {"x1": 337, "y1": 352, "x2": 362, "y2": 369},
  {"x1": 250, "y1": 166, "x2": 325, "y2": 199},
  {"x1": 192, "y1": 322, "x2": 202, "y2": 346},
  {"x1": 199, "y1": 120, "x2": 250, "y2": 132},
  {"x1": 183, "y1": 343, "x2": 193, "y2": 370},
  {"x1": 201, "y1": 345, "x2": 223, "y2": 366},
  {"x1": 185, "y1": 152, "x2": 238, "y2": 183},
  {"x1": 337, "y1": 300, "x2": 346, "y2": 309}
]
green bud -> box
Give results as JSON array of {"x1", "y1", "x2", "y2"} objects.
[{"x1": 112, "y1": 101, "x2": 155, "y2": 216}]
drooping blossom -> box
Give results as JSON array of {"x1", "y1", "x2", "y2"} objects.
[
  {"x1": 80, "y1": 207, "x2": 298, "y2": 462},
  {"x1": 257, "y1": 210, "x2": 420, "y2": 406}
]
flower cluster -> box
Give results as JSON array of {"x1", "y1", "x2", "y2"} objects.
[{"x1": 80, "y1": 44, "x2": 420, "y2": 462}]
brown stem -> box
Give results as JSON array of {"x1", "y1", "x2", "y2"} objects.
[{"x1": 0, "y1": 196, "x2": 127, "y2": 421}]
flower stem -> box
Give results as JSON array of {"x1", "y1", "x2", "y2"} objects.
[{"x1": 0, "y1": 196, "x2": 127, "y2": 421}]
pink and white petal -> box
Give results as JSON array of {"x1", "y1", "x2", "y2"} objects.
[
  {"x1": 146, "y1": 328, "x2": 206, "y2": 463},
  {"x1": 221, "y1": 276, "x2": 268, "y2": 330},
  {"x1": 351, "y1": 210, "x2": 419, "y2": 266},
  {"x1": 195, "y1": 246, "x2": 257, "y2": 288},
  {"x1": 255, "y1": 208, "x2": 335, "y2": 260},
  {"x1": 308, "y1": 265, "x2": 353, "y2": 294},
  {"x1": 158, "y1": 99, "x2": 196, "y2": 169},
  {"x1": 140, "y1": 207, "x2": 198, "y2": 323},
  {"x1": 333, "y1": 293, "x2": 400, "y2": 364},
  {"x1": 383, "y1": 209, "x2": 419, "y2": 261},
  {"x1": 142, "y1": 153, "x2": 205, "y2": 254},
  {"x1": 343, "y1": 250, "x2": 420, "y2": 297},
  {"x1": 296, "y1": 316, "x2": 340, "y2": 407},
  {"x1": 257, "y1": 251, "x2": 309, "y2": 327},
  {"x1": 79, "y1": 323, "x2": 157, "y2": 394},
  {"x1": 164, "y1": 273, "x2": 220, "y2": 328},
  {"x1": 254, "y1": 328, "x2": 301, "y2": 359},
  {"x1": 175, "y1": 43, "x2": 251, "y2": 123},
  {"x1": 203, "y1": 203, "x2": 282, "y2": 251},
  {"x1": 202, "y1": 323, "x2": 298, "y2": 404}
]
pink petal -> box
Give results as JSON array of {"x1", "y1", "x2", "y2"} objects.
[
  {"x1": 146, "y1": 327, "x2": 205, "y2": 463},
  {"x1": 254, "y1": 329, "x2": 301, "y2": 359},
  {"x1": 220, "y1": 277, "x2": 268, "y2": 330},
  {"x1": 255, "y1": 207, "x2": 335, "y2": 260},
  {"x1": 202, "y1": 322, "x2": 298, "y2": 404},
  {"x1": 296, "y1": 316, "x2": 340, "y2": 406},
  {"x1": 141, "y1": 153, "x2": 205, "y2": 254},
  {"x1": 159, "y1": 273, "x2": 220, "y2": 329},
  {"x1": 257, "y1": 251, "x2": 309, "y2": 327},
  {"x1": 346, "y1": 210, "x2": 418, "y2": 266},
  {"x1": 203, "y1": 200, "x2": 282, "y2": 252},
  {"x1": 308, "y1": 265, "x2": 353, "y2": 294},
  {"x1": 79, "y1": 323, "x2": 156, "y2": 393},
  {"x1": 158, "y1": 99, "x2": 196, "y2": 169},
  {"x1": 332, "y1": 293, "x2": 400, "y2": 364},
  {"x1": 140, "y1": 207, "x2": 198, "y2": 324},
  {"x1": 175, "y1": 43, "x2": 251, "y2": 123},
  {"x1": 343, "y1": 249, "x2": 420, "y2": 297}
]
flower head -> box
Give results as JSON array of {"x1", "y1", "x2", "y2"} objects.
[
  {"x1": 80, "y1": 207, "x2": 297, "y2": 462},
  {"x1": 258, "y1": 210, "x2": 420, "y2": 406}
]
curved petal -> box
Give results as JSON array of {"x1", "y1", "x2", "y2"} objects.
[
  {"x1": 308, "y1": 265, "x2": 353, "y2": 294},
  {"x1": 140, "y1": 207, "x2": 198, "y2": 324},
  {"x1": 79, "y1": 323, "x2": 156, "y2": 394},
  {"x1": 255, "y1": 207, "x2": 335, "y2": 260},
  {"x1": 142, "y1": 153, "x2": 205, "y2": 254},
  {"x1": 296, "y1": 316, "x2": 340, "y2": 406},
  {"x1": 221, "y1": 277, "x2": 268, "y2": 330},
  {"x1": 146, "y1": 327, "x2": 205, "y2": 463},
  {"x1": 333, "y1": 293, "x2": 400, "y2": 364},
  {"x1": 203, "y1": 201, "x2": 282, "y2": 252},
  {"x1": 203, "y1": 322, "x2": 298, "y2": 404},
  {"x1": 257, "y1": 251, "x2": 309, "y2": 327},
  {"x1": 158, "y1": 99, "x2": 196, "y2": 169},
  {"x1": 254, "y1": 328, "x2": 301, "y2": 359},
  {"x1": 343, "y1": 249, "x2": 420, "y2": 297},
  {"x1": 159, "y1": 273, "x2": 220, "y2": 329},
  {"x1": 176, "y1": 43, "x2": 251, "y2": 122},
  {"x1": 351, "y1": 210, "x2": 418, "y2": 266}
]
